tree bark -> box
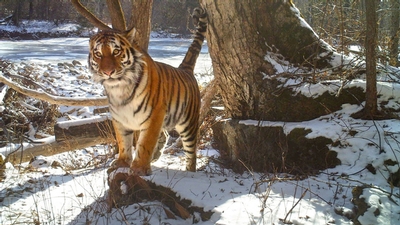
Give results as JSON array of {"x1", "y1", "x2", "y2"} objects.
[
  {"x1": 129, "y1": 0, "x2": 153, "y2": 50},
  {"x1": 389, "y1": 0, "x2": 400, "y2": 67},
  {"x1": 364, "y1": 0, "x2": 378, "y2": 117},
  {"x1": 200, "y1": 0, "x2": 336, "y2": 120}
]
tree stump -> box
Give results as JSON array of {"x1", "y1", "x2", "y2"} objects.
[
  {"x1": 106, "y1": 167, "x2": 213, "y2": 222},
  {"x1": 213, "y1": 120, "x2": 341, "y2": 175}
]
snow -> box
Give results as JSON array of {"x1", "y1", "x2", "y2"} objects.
[
  {"x1": 0, "y1": 20, "x2": 81, "y2": 34},
  {"x1": 56, "y1": 115, "x2": 111, "y2": 129},
  {"x1": 1, "y1": 22, "x2": 400, "y2": 225}
]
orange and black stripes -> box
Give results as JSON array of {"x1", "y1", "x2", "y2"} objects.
[{"x1": 88, "y1": 8, "x2": 207, "y2": 175}]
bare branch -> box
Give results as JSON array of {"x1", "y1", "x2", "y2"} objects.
[
  {"x1": 0, "y1": 73, "x2": 108, "y2": 106},
  {"x1": 71, "y1": 0, "x2": 113, "y2": 31},
  {"x1": 106, "y1": 0, "x2": 126, "y2": 31}
]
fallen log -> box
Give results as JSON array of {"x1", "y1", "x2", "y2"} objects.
[
  {"x1": 54, "y1": 115, "x2": 114, "y2": 142},
  {"x1": 7, "y1": 136, "x2": 112, "y2": 164},
  {"x1": 107, "y1": 167, "x2": 213, "y2": 222},
  {"x1": 5, "y1": 115, "x2": 115, "y2": 164}
]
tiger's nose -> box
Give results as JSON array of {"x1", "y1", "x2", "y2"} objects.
[{"x1": 103, "y1": 69, "x2": 115, "y2": 76}]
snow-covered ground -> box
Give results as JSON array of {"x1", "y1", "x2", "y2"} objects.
[{"x1": 1, "y1": 22, "x2": 400, "y2": 225}]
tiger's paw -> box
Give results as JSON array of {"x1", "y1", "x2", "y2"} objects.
[
  {"x1": 110, "y1": 158, "x2": 130, "y2": 168},
  {"x1": 107, "y1": 159, "x2": 130, "y2": 175},
  {"x1": 129, "y1": 161, "x2": 152, "y2": 176}
]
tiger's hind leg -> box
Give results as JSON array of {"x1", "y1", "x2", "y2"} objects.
[
  {"x1": 151, "y1": 130, "x2": 168, "y2": 162},
  {"x1": 176, "y1": 123, "x2": 199, "y2": 172},
  {"x1": 112, "y1": 119, "x2": 133, "y2": 167}
]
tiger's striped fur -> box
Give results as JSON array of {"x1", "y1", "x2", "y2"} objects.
[{"x1": 88, "y1": 8, "x2": 207, "y2": 175}]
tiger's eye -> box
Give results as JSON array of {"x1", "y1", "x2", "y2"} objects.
[
  {"x1": 94, "y1": 52, "x2": 102, "y2": 58},
  {"x1": 113, "y1": 49, "x2": 120, "y2": 55}
]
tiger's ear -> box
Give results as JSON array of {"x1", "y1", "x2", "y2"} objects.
[{"x1": 124, "y1": 27, "x2": 139, "y2": 44}]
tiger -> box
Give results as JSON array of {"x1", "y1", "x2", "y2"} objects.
[{"x1": 88, "y1": 8, "x2": 207, "y2": 176}]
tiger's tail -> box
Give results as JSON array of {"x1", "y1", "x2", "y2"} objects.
[{"x1": 178, "y1": 7, "x2": 207, "y2": 72}]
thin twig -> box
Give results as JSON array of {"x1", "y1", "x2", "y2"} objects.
[{"x1": 281, "y1": 189, "x2": 308, "y2": 224}]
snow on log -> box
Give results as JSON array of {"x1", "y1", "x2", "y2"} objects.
[{"x1": 54, "y1": 115, "x2": 114, "y2": 142}]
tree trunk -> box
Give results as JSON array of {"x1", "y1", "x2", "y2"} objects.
[
  {"x1": 45, "y1": 0, "x2": 50, "y2": 21},
  {"x1": 129, "y1": 0, "x2": 153, "y2": 50},
  {"x1": 28, "y1": 0, "x2": 34, "y2": 20},
  {"x1": 364, "y1": 0, "x2": 378, "y2": 117},
  {"x1": 12, "y1": 0, "x2": 22, "y2": 26},
  {"x1": 389, "y1": 0, "x2": 400, "y2": 67},
  {"x1": 200, "y1": 0, "x2": 366, "y2": 173},
  {"x1": 200, "y1": 0, "x2": 337, "y2": 121}
]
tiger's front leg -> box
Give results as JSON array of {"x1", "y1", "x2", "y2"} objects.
[
  {"x1": 112, "y1": 119, "x2": 134, "y2": 167},
  {"x1": 130, "y1": 119, "x2": 164, "y2": 176}
]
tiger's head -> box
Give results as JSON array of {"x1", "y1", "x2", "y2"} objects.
[{"x1": 88, "y1": 28, "x2": 143, "y2": 87}]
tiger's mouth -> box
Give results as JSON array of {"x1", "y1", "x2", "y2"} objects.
[
  {"x1": 100, "y1": 69, "x2": 124, "y2": 79},
  {"x1": 101, "y1": 76, "x2": 123, "y2": 86},
  {"x1": 105, "y1": 77, "x2": 122, "y2": 81}
]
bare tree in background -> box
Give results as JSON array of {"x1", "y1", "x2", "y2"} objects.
[
  {"x1": 11, "y1": 0, "x2": 22, "y2": 26},
  {"x1": 389, "y1": 0, "x2": 400, "y2": 67},
  {"x1": 363, "y1": 0, "x2": 379, "y2": 118}
]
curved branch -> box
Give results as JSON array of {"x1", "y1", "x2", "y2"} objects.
[
  {"x1": 106, "y1": 0, "x2": 126, "y2": 31},
  {"x1": 0, "y1": 73, "x2": 108, "y2": 106},
  {"x1": 6, "y1": 72, "x2": 57, "y2": 95},
  {"x1": 71, "y1": 0, "x2": 113, "y2": 32}
]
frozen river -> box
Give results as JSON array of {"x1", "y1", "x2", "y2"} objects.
[{"x1": 0, "y1": 37, "x2": 211, "y2": 74}]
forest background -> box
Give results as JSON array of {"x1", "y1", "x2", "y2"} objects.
[{"x1": 0, "y1": 0, "x2": 399, "y2": 69}]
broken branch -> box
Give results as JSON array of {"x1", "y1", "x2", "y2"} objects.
[{"x1": 0, "y1": 72, "x2": 108, "y2": 106}]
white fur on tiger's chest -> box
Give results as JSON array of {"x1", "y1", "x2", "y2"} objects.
[
  {"x1": 109, "y1": 103, "x2": 144, "y2": 130},
  {"x1": 105, "y1": 86, "x2": 153, "y2": 131}
]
